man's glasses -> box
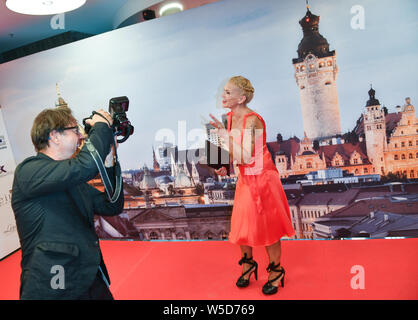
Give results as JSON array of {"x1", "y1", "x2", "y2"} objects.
[{"x1": 59, "y1": 126, "x2": 81, "y2": 135}]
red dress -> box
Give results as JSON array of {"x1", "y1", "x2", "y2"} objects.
[{"x1": 227, "y1": 111, "x2": 295, "y2": 247}]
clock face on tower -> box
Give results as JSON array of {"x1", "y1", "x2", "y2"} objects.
[{"x1": 305, "y1": 54, "x2": 317, "y2": 72}]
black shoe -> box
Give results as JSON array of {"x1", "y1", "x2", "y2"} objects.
[
  {"x1": 236, "y1": 253, "x2": 258, "y2": 288},
  {"x1": 262, "y1": 262, "x2": 285, "y2": 295}
]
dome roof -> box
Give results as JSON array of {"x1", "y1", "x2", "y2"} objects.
[
  {"x1": 366, "y1": 86, "x2": 380, "y2": 107},
  {"x1": 294, "y1": 9, "x2": 333, "y2": 63}
]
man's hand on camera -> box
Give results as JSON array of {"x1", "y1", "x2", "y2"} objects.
[{"x1": 85, "y1": 109, "x2": 113, "y2": 128}]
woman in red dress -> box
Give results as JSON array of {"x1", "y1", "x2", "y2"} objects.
[{"x1": 209, "y1": 76, "x2": 295, "y2": 295}]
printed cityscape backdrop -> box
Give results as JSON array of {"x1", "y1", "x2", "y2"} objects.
[{"x1": 0, "y1": 0, "x2": 417, "y2": 241}]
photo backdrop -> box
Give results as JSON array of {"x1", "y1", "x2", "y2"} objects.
[
  {"x1": 0, "y1": 0, "x2": 417, "y2": 243},
  {"x1": 0, "y1": 107, "x2": 19, "y2": 259}
]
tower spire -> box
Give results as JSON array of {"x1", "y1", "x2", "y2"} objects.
[
  {"x1": 153, "y1": 146, "x2": 160, "y2": 172},
  {"x1": 55, "y1": 83, "x2": 68, "y2": 108}
]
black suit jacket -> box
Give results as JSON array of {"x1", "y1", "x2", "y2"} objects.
[{"x1": 11, "y1": 123, "x2": 124, "y2": 300}]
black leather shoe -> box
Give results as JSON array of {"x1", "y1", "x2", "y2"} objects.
[
  {"x1": 236, "y1": 253, "x2": 258, "y2": 288},
  {"x1": 262, "y1": 262, "x2": 285, "y2": 295}
]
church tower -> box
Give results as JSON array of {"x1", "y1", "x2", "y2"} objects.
[
  {"x1": 364, "y1": 87, "x2": 386, "y2": 174},
  {"x1": 293, "y1": 5, "x2": 342, "y2": 141}
]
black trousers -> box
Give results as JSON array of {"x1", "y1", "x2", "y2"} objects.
[{"x1": 78, "y1": 271, "x2": 114, "y2": 300}]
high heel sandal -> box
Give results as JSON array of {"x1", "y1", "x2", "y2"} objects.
[
  {"x1": 262, "y1": 262, "x2": 285, "y2": 295},
  {"x1": 236, "y1": 253, "x2": 258, "y2": 288}
]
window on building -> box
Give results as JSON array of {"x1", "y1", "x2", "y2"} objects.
[
  {"x1": 409, "y1": 141, "x2": 413, "y2": 146},
  {"x1": 409, "y1": 153, "x2": 413, "y2": 159},
  {"x1": 401, "y1": 154, "x2": 406, "y2": 160},
  {"x1": 364, "y1": 168, "x2": 368, "y2": 174},
  {"x1": 149, "y1": 232, "x2": 159, "y2": 240},
  {"x1": 176, "y1": 234, "x2": 185, "y2": 240},
  {"x1": 307, "y1": 162, "x2": 312, "y2": 168},
  {"x1": 394, "y1": 155, "x2": 399, "y2": 160},
  {"x1": 401, "y1": 142, "x2": 405, "y2": 147},
  {"x1": 411, "y1": 171, "x2": 415, "y2": 178},
  {"x1": 353, "y1": 158, "x2": 358, "y2": 164},
  {"x1": 394, "y1": 143, "x2": 398, "y2": 148}
]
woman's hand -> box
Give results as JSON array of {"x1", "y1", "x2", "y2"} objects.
[
  {"x1": 209, "y1": 113, "x2": 229, "y2": 142},
  {"x1": 214, "y1": 166, "x2": 228, "y2": 176}
]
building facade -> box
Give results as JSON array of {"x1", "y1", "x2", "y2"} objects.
[{"x1": 383, "y1": 98, "x2": 418, "y2": 178}]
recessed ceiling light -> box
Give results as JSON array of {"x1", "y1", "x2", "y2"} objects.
[
  {"x1": 6, "y1": 0, "x2": 86, "y2": 15},
  {"x1": 159, "y1": 2, "x2": 184, "y2": 17}
]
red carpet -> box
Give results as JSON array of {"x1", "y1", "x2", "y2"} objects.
[{"x1": 1, "y1": 238, "x2": 417, "y2": 300}]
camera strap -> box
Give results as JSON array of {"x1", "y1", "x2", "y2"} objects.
[{"x1": 85, "y1": 139, "x2": 122, "y2": 203}]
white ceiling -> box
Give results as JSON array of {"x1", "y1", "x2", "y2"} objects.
[{"x1": 0, "y1": 0, "x2": 219, "y2": 54}]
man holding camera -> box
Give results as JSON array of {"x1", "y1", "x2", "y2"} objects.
[{"x1": 11, "y1": 106, "x2": 124, "y2": 300}]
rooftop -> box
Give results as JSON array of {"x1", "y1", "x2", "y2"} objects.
[
  {"x1": 349, "y1": 211, "x2": 418, "y2": 237},
  {"x1": 319, "y1": 197, "x2": 418, "y2": 219}
]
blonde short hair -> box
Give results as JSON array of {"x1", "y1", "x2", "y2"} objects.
[{"x1": 229, "y1": 76, "x2": 255, "y2": 103}]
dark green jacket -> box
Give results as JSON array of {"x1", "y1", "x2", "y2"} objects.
[{"x1": 12, "y1": 122, "x2": 124, "y2": 300}]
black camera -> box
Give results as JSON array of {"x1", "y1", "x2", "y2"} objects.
[
  {"x1": 83, "y1": 96, "x2": 134, "y2": 143},
  {"x1": 108, "y1": 96, "x2": 134, "y2": 143}
]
